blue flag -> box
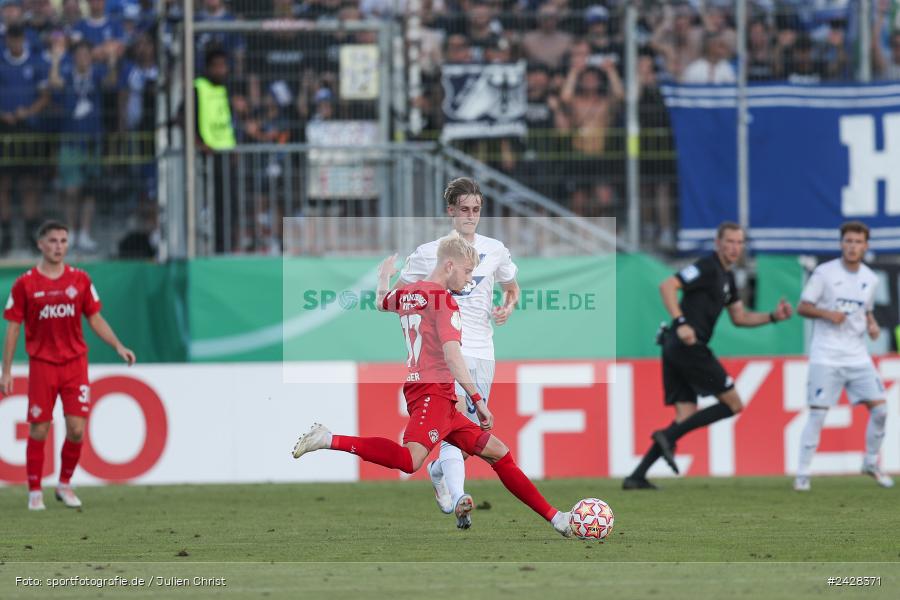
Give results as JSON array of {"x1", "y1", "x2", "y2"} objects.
[{"x1": 663, "y1": 83, "x2": 900, "y2": 253}]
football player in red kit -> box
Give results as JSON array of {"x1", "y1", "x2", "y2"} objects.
[
  {"x1": 1, "y1": 221, "x2": 136, "y2": 511},
  {"x1": 292, "y1": 232, "x2": 573, "y2": 537}
]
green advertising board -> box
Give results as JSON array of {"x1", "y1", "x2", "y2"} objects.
[
  {"x1": 190, "y1": 256, "x2": 615, "y2": 362},
  {"x1": 0, "y1": 261, "x2": 188, "y2": 364},
  {"x1": 0, "y1": 253, "x2": 805, "y2": 364},
  {"x1": 189, "y1": 253, "x2": 804, "y2": 362}
]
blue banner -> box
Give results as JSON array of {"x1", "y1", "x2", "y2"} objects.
[{"x1": 663, "y1": 83, "x2": 900, "y2": 253}]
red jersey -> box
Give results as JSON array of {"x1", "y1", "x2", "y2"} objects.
[
  {"x1": 382, "y1": 281, "x2": 462, "y2": 402},
  {"x1": 3, "y1": 265, "x2": 102, "y2": 364}
]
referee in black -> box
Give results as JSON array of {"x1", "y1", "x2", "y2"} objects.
[{"x1": 623, "y1": 222, "x2": 794, "y2": 489}]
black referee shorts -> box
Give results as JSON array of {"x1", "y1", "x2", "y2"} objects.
[{"x1": 661, "y1": 330, "x2": 734, "y2": 405}]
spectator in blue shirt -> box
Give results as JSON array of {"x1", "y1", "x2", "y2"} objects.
[
  {"x1": 819, "y1": 17, "x2": 850, "y2": 81},
  {"x1": 27, "y1": 0, "x2": 62, "y2": 40},
  {"x1": 49, "y1": 39, "x2": 117, "y2": 252},
  {"x1": 0, "y1": 24, "x2": 50, "y2": 253},
  {"x1": 60, "y1": 0, "x2": 83, "y2": 36},
  {"x1": 0, "y1": 0, "x2": 44, "y2": 52},
  {"x1": 120, "y1": 1, "x2": 156, "y2": 45},
  {"x1": 72, "y1": 0, "x2": 126, "y2": 64},
  {"x1": 118, "y1": 32, "x2": 158, "y2": 208},
  {"x1": 118, "y1": 32, "x2": 157, "y2": 133},
  {"x1": 105, "y1": 0, "x2": 132, "y2": 17}
]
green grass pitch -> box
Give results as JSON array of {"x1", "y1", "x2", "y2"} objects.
[{"x1": 2, "y1": 477, "x2": 897, "y2": 599}]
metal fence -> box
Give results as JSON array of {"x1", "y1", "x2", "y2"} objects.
[
  {"x1": 163, "y1": 141, "x2": 620, "y2": 258},
  {"x1": 169, "y1": 1, "x2": 900, "y2": 258},
  {"x1": 399, "y1": 0, "x2": 895, "y2": 252},
  {"x1": 0, "y1": 3, "x2": 164, "y2": 260},
  {"x1": 4, "y1": 1, "x2": 897, "y2": 259}
]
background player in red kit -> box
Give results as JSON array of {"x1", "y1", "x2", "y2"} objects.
[
  {"x1": 292, "y1": 232, "x2": 573, "y2": 537},
  {"x1": 1, "y1": 221, "x2": 136, "y2": 511}
]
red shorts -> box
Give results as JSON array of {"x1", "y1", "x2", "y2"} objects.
[
  {"x1": 27, "y1": 356, "x2": 90, "y2": 423},
  {"x1": 402, "y1": 393, "x2": 491, "y2": 454}
]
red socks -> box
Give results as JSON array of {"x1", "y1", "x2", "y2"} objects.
[
  {"x1": 59, "y1": 439, "x2": 83, "y2": 485},
  {"x1": 25, "y1": 436, "x2": 44, "y2": 492},
  {"x1": 331, "y1": 435, "x2": 415, "y2": 474},
  {"x1": 327, "y1": 437, "x2": 556, "y2": 521},
  {"x1": 25, "y1": 436, "x2": 83, "y2": 490},
  {"x1": 491, "y1": 453, "x2": 557, "y2": 521}
]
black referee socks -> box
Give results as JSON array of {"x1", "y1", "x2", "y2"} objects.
[
  {"x1": 666, "y1": 403, "x2": 735, "y2": 441},
  {"x1": 630, "y1": 420, "x2": 678, "y2": 479}
]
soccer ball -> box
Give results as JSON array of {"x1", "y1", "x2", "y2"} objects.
[{"x1": 569, "y1": 498, "x2": 614, "y2": 540}]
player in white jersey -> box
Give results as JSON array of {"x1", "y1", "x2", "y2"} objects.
[
  {"x1": 794, "y1": 221, "x2": 893, "y2": 491},
  {"x1": 396, "y1": 177, "x2": 519, "y2": 529}
]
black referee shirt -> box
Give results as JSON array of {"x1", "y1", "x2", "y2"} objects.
[{"x1": 674, "y1": 253, "x2": 739, "y2": 345}]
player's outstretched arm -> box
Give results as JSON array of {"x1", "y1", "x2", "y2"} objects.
[
  {"x1": 797, "y1": 301, "x2": 845, "y2": 325},
  {"x1": 727, "y1": 297, "x2": 793, "y2": 327},
  {"x1": 375, "y1": 253, "x2": 398, "y2": 311},
  {"x1": 0, "y1": 321, "x2": 21, "y2": 395},
  {"x1": 726, "y1": 300, "x2": 789, "y2": 326},
  {"x1": 86, "y1": 313, "x2": 136, "y2": 365}
]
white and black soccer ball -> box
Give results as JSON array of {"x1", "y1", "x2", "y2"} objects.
[{"x1": 569, "y1": 498, "x2": 614, "y2": 540}]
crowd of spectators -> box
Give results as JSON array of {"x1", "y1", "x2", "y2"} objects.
[
  {"x1": 3, "y1": 1, "x2": 900, "y2": 255},
  {"x1": 364, "y1": 0, "x2": 898, "y2": 245},
  {"x1": 182, "y1": 0, "x2": 900, "y2": 250},
  {"x1": 0, "y1": 0, "x2": 158, "y2": 256}
]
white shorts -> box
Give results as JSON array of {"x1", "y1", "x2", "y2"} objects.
[
  {"x1": 453, "y1": 355, "x2": 495, "y2": 425},
  {"x1": 807, "y1": 362, "x2": 885, "y2": 408}
]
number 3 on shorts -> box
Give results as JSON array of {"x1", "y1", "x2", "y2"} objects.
[{"x1": 78, "y1": 384, "x2": 90, "y2": 404}]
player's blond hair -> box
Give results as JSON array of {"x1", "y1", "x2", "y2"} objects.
[{"x1": 437, "y1": 230, "x2": 480, "y2": 268}]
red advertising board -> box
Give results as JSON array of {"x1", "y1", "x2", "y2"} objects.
[
  {"x1": 357, "y1": 357, "x2": 900, "y2": 480},
  {"x1": 1, "y1": 359, "x2": 895, "y2": 485}
]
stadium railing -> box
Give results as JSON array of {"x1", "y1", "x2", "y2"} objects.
[
  {"x1": 1, "y1": 2, "x2": 886, "y2": 260},
  {"x1": 159, "y1": 141, "x2": 622, "y2": 258}
]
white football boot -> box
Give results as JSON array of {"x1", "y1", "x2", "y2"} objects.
[
  {"x1": 551, "y1": 511, "x2": 573, "y2": 538},
  {"x1": 292, "y1": 423, "x2": 332, "y2": 459},
  {"x1": 862, "y1": 465, "x2": 895, "y2": 488},
  {"x1": 454, "y1": 494, "x2": 474, "y2": 529},
  {"x1": 55, "y1": 484, "x2": 83, "y2": 508},
  {"x1": 28, "y1": 490, "x2": 45, "y2": 511},
  {"x1": 428, "y1": 460, "x2": 453, "y2": 514},
  {"x1": 793, "y1": 476, "x2": 811, "y2": 492}
]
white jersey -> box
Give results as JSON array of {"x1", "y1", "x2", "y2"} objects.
[
  {"x1": 399, "y1": 233, "x2": 518, "y2": 361},
  {"x1": 801, "y1": 258, "x2": 878, "y2": 366}
]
